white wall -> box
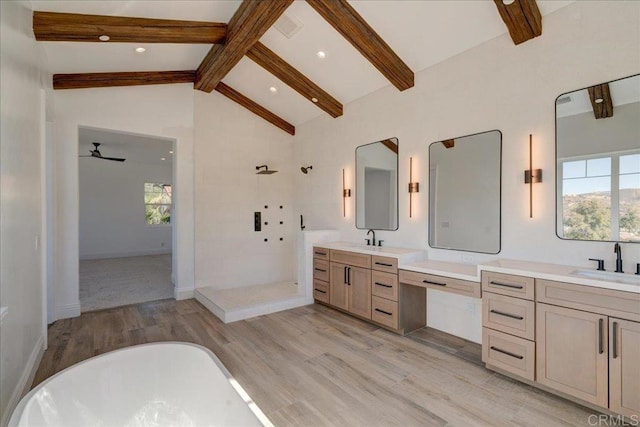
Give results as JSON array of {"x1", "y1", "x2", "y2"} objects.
[
  {"x1": 79, "y1": 158, "x2": 172, "y2": 259},
  {"x1": 52, "y1": 84, "x2": 195, "y2": 319},
  {"x1": 0, "y1": 1, "x2": 46, "y2": 423},
  {"x1": 294, "y1": 1, "x2": 640, "y2": 342},
  {"x1": 194, "y1": 91, "x2": 296, "y2": 289}
]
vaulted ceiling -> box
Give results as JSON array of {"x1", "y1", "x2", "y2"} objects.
[{"x1": 31, "y1": 0, "x2": 573, "y2": 133}]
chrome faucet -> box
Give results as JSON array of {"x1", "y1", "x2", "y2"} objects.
[
  {"x1": 366, "y1": 229, "x2": 376, "y2": 246},
  {"x1": 614, "y1": 242, "x2": 623, "y2": 273}
]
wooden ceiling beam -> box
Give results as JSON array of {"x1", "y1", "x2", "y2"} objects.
[
  {"x1": 246, "y1": 42, "x2": 343, "y2": 118},
  {"x1": 306, "y1": 0, "x2": 414, "y2": 91},
  {"x1": 33, "y1": 11, "x2": 226, "y2": 44},
  {"x1": 493, "y1": 0, "x2": 542, "y2": 45},
  {"x1": 215, "y1": 82, "x2": 295, "y2": 135},
  {"x1": 195, "y1": 0, "x2": 294, "y2": 93},
  {"x1": 381, "y1": 139, "x2": 398, "y2": 153},
  {"x1": 588, "y1": 83, "x2": 614, "y2": 119},
  {"x1": 53, "y1": 71, "x2": 196, "y2": 90},
  {"x1": 442, "y1": 139, "x2": 455, "y2": 149}
]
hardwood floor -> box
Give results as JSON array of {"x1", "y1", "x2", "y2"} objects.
[{"x1": 34, "y1": 299, "x2": 599, "y2": 426}]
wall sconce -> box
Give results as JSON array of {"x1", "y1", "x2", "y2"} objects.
[
  {"x1": 524, "y1": 134, "x2": 542, "y2": 218},
  {"x1": 408, "y1": 157, "x2": 419, "y2": 218},
  {"x1": 342, "y1": 168, "x2": 351, "y2": 217}
]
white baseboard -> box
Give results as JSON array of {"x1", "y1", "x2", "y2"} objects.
[
  {"x1": 56, "y1": 302, "x2": 81, "y2": 320},
  {"x1": 174, "y1": 286, "x2": 195, "y2": 300},
  {"x1": 1, "y1": 334, "x2": 45, "y2": 427},
  {"x1": 79, "y1": 249, "x2": 172, "y2": 260}
]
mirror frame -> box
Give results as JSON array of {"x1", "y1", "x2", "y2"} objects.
[
  {"x1": 427, "y1": 129, "x2": 502, "y2": 254},
  {"x1": 355, "y1": 137, "x2": 400, "y2": 231},
  {"x1": 554, "y1": 73, "x2": 640, "y2": 243}
]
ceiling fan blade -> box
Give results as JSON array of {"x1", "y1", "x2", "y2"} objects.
[{"x1": 100, "y1": 156, "x2": 126, "y2": 162}]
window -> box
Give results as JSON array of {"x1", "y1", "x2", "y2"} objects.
[
  {"x1": 559, "y1": 151, "x2": 640, "y2": 241},
  {"x1": 145, "y1": 183, "x2": 171, "y2": 225}
]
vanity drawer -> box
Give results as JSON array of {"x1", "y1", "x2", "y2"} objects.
[
  {"x1": 372, "y1": 270, "x2": 398, "y2": 301},
  {"x1": 483, "y1": 293, "x2": 535, "y2": 340},
  {"x1": 371, "y1": 296, "x2": 398, "y2": 330},
  {"x1": 330, "y1": 250, "x2": 371, "y2": 269},
  {"x1": 536, "y1": 279, "x2": 640, "y2": 322},
  {"x1": 313, "y1": 247, "x2": 330, "y2": 261},
  {"x1": 482, "y1": 271, "x2": 534, "y2": 300},
  {"x1": 313, "y1": 259, "x2": 329, "y2": 282},
  {"x1": 399, "y1": 270, "x2": 481, "y2": 298},
  {"x1": 483, "y1": 328, "x2": 535, "y2": 381},
  {"x1": 371, "y1": 256, "x2": 398, "y2": 274},
  {"x1": 313, "y1": 279, "x2": 329, "y2": 303}
]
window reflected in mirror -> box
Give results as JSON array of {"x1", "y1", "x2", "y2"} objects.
[{"x1": 556, "y1": 74, "x2": 640, "y2": 242}]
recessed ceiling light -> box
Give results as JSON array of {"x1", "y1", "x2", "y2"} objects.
[
  {"x1": 169, "y1": 151, "x2": 174, "y2": 154},
  {"x1": 311, "y1": 97, "x2": 318, "y2": 103},
  {"x1": 595, "y1": 98, "x2": 604, "y2": 104},
  {"x1": 269, "y1": 86, "x2": 277, "y2": 93},
  {"x1": 135, "y1": 47, "x2": 146, "y2": 53},
  {"x1": 502, "y1": 0, "x2": 515, "y2": 4},
  {"x1": 161, "y1": 157, "x2": 166, "y2": 161},
  {"x1": 99, "y1": 35, "x2": 110, "y2": 41},
  {"x1": 316, "y1": 51, "x2": 326, "y2": 59}
]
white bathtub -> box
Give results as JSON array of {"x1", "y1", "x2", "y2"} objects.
[{"x1": 9, "y1": 342, "x2": 272, "y2": 427}]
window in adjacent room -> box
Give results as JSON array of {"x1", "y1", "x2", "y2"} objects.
[{"x1": 144, "y1": 183, "x2": 172, "y2": 225}]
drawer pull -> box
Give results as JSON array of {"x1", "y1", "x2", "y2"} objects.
[
  {"x1": 490, "y1": 346, "x2": 524, "y2": 360},
  {"x1": 314, "y1": 268, "x2": 326, "y2": 272},
  {"x1": 489, "y1": 309, "x2": 524, "y2": 320},
  {"x1": 423, "y1": 280, "x2": 447, "y2": 287},
  {"x1": 314, "y1": 251, "x2": 326, "y2": 256},
  {"x1": 612, "y1": 321, "x2": 618, "y2": 359},
  {"x1": 375, "y1": 282, "x2": 393, "y2": 288},
  {"x1": 489, "y1": 281, "x2": 523, "y2": 290},
  {"x1": 598, "y1": 318, "x2": 604, "y2": 354},
  {"x1": 375, "y1": 262, "x2": 393, "y2": 267},
  {"x1": 314, "y1": 289, "x2": 327, "y2": 294},
  {"x1": 375, "y1": 308, "x2": 393, "y2": 316}
]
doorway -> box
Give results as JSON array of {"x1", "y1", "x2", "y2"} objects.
[{"x1": 77, "y1": 126, "x2": 176, "y2": 311}]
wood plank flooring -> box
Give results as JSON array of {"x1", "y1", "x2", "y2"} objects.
[{"x1": 34, "y1": 299, "x2": 599, "y2": 426}]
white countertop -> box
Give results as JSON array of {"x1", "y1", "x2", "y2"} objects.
[
  {"x1": 316, "y1": 241, "x2": 426, "y2": 263},
  {"x1": 398, "y1": 259, "x2": 479, "y2": 282},
  {"x1": 399, "y1": 258, "x2": 640, "y2": 294}
]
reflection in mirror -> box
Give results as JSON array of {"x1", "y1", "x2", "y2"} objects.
[
  {"x1": 556, "y1": 74, "x2": 640, "y2": 242},
  {"x1": 356, "y1": 138, "x2": 398, "y2": 230},
  {"x1": 429, "y1": 130, "x2": 501, "y2": 254}
]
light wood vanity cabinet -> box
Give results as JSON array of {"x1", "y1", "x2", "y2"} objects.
[
  {"x1": 536, "y1": 303, "x2": 609, "y2": 407},
  {"x1": 312, "y1": 247, "x2": 331, "y2": 304},
  {"x1": 481, "y1": 270, "x2": 640, "y2": 419},
  {"x1": 328, "y1": 254, "x2": 372, "y2": 319},
  {"x1": 609, "y1": 318, "x2": 640, "y2": 418},
  {"x1": 482, "y1": 271, "x2": 536, "y2": 381}
]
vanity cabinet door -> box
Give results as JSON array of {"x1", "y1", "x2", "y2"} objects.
[
  {"x1": 329, "y1": 263, "x2": 348, "y2": 311},
  {"x1": 536, "y1": 303, "x2": 608, "y2": 407},
  {"x1": 610, "y1": 318, "x2": 640, "y2": 419},
  {"x1": 348, "y1": 266, "x2": 372, "y2": 319}
]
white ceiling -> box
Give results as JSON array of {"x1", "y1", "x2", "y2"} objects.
[
  {"x1": 79, "y1": 126, "x2": 174, "y2": 165},
  {"x1": 32, "y1": 0, "x2": 574, "y2": 126}
]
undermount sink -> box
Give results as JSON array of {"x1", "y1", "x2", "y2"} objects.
[{"x1": 571, "y1": 269, "x2": 640, "y2": 285}]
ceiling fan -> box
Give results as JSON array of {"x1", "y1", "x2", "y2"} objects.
[{"x1": 79, "y1": 143, "x2": 126, "y2": 162}]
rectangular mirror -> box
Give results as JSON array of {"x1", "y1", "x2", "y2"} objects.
[
  {"x1": 356, "y1": 138, "x2": 399, "y2": 230},
  {"x1": 429, "y1": 130, "x2": 502, "y2": 254},
  {"x1": 556, "y1": 74, "x2": 640, "y2": 242}
]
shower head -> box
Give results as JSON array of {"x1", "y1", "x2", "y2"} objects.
[
  {"x1": 256, "y1": 165, "x2": 278, "y2": 175},
  {"x1": 300, "y1": 165, "x2": 313, "y2": 174}
]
